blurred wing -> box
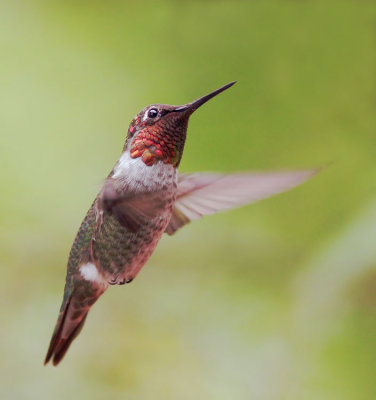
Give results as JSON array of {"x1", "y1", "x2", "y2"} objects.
[
  {"x1": 165, "y1": 170, "x2": 317, "y2": 235},
  {"x1": 100, "y1": 179, "x2": 165, "y2": 233}
]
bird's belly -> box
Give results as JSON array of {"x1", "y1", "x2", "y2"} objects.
[
  {"x1": 93, "y1": 205, "x2": 172, "y2": 284},
  {"x1": 91, "y1": 157, "x2": 177, "y2": 284}
]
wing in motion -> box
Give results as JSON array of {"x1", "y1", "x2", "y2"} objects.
[
  {"x1": 99, "y1": 178, "x2": 166, "y2": 232},
  {"x1": 165, "y1": 170, "x2": 317, "y2": 235}
]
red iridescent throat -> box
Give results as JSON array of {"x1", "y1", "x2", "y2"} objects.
[{"x1": 129, "y1": 126, "x2": 180, "y2": 167}]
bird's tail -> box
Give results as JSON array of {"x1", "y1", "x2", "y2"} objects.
[{"x1": 44, "y1": 281, "x2": 105, "y2": 366}]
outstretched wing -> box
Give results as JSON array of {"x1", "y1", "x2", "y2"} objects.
[{"x1": 165, "y1": 170, "x2": 317, "y2": 235}]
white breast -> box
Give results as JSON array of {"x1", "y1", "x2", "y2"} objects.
[{"x1": 112, "y1": 151, "x2": 176, "y2": 192}]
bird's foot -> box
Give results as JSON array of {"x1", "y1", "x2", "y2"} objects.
[{"x1": 108, "y1": 276, "x2": 133, "y2": 285}]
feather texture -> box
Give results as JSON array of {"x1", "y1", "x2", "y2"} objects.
[{"x1": 166, "y1": 170, "x2": 317, "y2": 234}]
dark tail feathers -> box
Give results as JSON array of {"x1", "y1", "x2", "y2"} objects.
[{"x1": 44, "y1": 294, "x2": 88, "y2": 366}]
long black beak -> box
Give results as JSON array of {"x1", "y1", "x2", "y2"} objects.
[{"x1": 174, "y1": 81, "x2": 236, "y2": 115}]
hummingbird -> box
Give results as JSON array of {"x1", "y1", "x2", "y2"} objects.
[{"x1": 45, "y1": 81, "x2": 315, "y2": 366}]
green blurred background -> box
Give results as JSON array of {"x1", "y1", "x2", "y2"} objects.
[{"x1": 1, "y1": 1, "x2": 376, "y2": 399}]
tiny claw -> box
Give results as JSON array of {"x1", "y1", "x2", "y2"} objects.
[{"x1": 108, "y1": 276, "x2": 118, "y2": 285}]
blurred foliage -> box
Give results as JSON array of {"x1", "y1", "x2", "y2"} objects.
[{"x1": 1, "y1": 0, "x2": 376, "y2": 399}]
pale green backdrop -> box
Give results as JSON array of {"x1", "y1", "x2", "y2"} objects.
[{"x1": 1, "y1": 1, "x2": 376, "y2": 399}]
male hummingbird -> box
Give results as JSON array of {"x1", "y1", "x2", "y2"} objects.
[{"x1": 45, "y1": 82, "x2": 315, "y2": 365}]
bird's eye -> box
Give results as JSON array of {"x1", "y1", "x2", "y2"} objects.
[{"x1": 147, "y1": 108, "x2": 158, "y2": 119}]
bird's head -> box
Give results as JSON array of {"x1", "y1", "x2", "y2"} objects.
[{"x1": 124, "y1": 82, "x2": 236, "y2": 167}]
